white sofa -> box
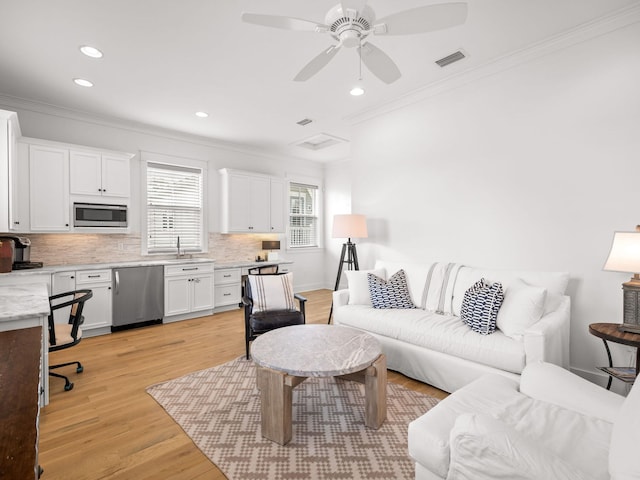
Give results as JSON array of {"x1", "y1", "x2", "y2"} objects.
[
  {"x1": 333, "y1": 260, "x2": 570, "y2": 393},
  {"x1": 408, "y1": 362, "x2": 639, "y2": 480}
]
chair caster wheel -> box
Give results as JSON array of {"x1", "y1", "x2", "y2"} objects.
[
  {"x1": 64, "y1": 382, "x2": 74, "y2": 391},
  {"x1": 77, "y1": 366, "x2": 84, "y2": 373}
]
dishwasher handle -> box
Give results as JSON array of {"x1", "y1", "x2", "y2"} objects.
[{"x1": 115, "y1": 270, "x2": 120, "y2": 294}]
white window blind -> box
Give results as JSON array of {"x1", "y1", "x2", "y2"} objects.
[
  {"x1": 289, "y1": 182, "x2": 318, "y2": 248},
  {"x1": 147, "y1": 162, "x2": 203, "y2": 253}
]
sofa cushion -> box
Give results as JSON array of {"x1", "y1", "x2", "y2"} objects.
[
  {"x1": 334, "y1": 305, "x2": 525, "y2": 373},
  {"x1": 447, "y1": 413, "x2": 599, "y2": 480},
  {"x1": 460, "y1": 279, "x2": 504, "y2": 335},
  {"x1": 451, "y1": 267, "x2": 569, "y2": 317},
  {"x1": 345, "y1": 269, "x2": 385, "y2": 306},
  {"x1": 368, "y1": 269, "x2": 416, "y2": 309},
  {"x1": 497, "y1": 279, "x2": 547, "y2": 338},
  {"x1": 373, "y1": 260, "x2": 434, "y2": 308},
  {"x1": 248, "y1": 273, "x2": 295, "y2": 313}
]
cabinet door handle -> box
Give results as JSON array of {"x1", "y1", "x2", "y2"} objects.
[
  {"x1": 88, "y1": 275, "x2": 101, "y2": 278},
  {"x1": 182, "y1": 267, "x2": 198, "y2": 271},
  {"x1": 14, "y1": 221, "x2": 19, "y2": 225},
  {"x1": 115, "y1": 271, "x2": 119, "y2": 294},
  {"x1": 223, "y1": 293, "x2": 231, "y2": 296},
  {"x1": 223, "y1": 274, "x2": 231, "y2": 278}
]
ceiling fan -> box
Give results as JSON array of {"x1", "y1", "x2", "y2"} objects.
[{"x1": 241, "y1": 1, "x2": 468, "y2": 84}]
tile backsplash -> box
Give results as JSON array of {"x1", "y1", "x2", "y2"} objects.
[{"x1": 27, "y1": 233, "x2": 279, "y2": 266}]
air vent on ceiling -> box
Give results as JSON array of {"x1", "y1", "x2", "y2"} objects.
[
  {"x1": 293, "y1": 133, "x2": 347, "y2": 151},
  {"x1": 296, "y1": 118, "x2": 313, "y2": 126},
  {"x1": 435, "y1": 50, "x2": 466, "y2": 67}
]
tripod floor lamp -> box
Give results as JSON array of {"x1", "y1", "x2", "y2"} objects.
[{"x1": 328, "y1": 214, "x2": 368, "y2": 323}]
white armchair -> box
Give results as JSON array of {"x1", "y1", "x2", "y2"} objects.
[{"x1": 408, "y1": 362, "x2": 640, "y2": 480}]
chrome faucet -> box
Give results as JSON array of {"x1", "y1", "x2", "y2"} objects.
[{"x1": 176, "y1": 236, "x2": 182, "y2": 258}]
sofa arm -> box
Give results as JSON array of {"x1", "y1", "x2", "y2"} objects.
[
  {"x1": 520, "y1": 362, "x2": 624, "y2": 423},
  {"x1": 523, "y1": 296, "x2": 570, "y2": 368},
  {"x1": 333, "y1": 289, "x2": 349, "y2": 308}
]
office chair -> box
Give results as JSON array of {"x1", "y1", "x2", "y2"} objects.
[
  {"x1": 48, "y1": 289, "x2": 93, "y2": 392},
  {"x1": 242, "y1": 272, "x2": 306, "y2": 359}
]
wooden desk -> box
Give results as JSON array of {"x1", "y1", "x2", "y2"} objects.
[
  {"x1": 0, "y1": 327, "x2": 42, "y2": 479},
  {"x1": 589, "y1": 322, "x2": 640, "y2": 390}
]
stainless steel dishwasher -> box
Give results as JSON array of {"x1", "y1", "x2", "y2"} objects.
[{"x1": 112, "y1": 265, "x2": 164, "y2": 331}]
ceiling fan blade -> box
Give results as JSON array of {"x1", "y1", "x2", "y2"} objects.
[
  {"x1": 374, "y1": 2, "x2": 468, "y2": 35},
  {"x1": 359, "y1": 42, "x2": 401, "y2": 84},
  {"x1": 294, "y1": 45, "x2": 341, "y2": 82},
  {"x1": 241, "y1": 13, "x2": 326, "y2": 32}
]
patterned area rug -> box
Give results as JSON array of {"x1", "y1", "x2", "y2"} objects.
[{"x1": 147, "y1": 357, "x2": 439, "y2": 479}]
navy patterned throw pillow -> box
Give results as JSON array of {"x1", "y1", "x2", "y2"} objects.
[
  {"x1": 367, "y1": 269, "x2": 417, "y2": 309},
  {"x1": 460, "y1": 278, "x2": 504, "y2": 335}
]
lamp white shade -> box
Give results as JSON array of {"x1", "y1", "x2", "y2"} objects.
[
  {"x1": 603, "y1": 232, "x2": 640, "y2": 273},
  {"x1": 332, "y1": 214, "x2": 368, "y2": 239}
]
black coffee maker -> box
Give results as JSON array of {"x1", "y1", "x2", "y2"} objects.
[{"x1": 0, "y1": 235, "x2": 43, "y2": 269}]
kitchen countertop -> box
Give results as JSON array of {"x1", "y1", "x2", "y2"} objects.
[
  {"x1": 0, "y1": 283, "x2": 50, "y2": 322},
  {"x1": 0, "y1": 258, "x2": 293, "y2": 277}
]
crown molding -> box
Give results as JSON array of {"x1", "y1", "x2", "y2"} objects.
[
  {"x1": 345, "y1": 3, "x2": 640, "y2": 125},
  {"x1": 0, "y1": 93, "x2": 313, "y2": 164}
]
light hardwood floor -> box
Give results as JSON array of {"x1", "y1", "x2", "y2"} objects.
[{"x1": 39, "y1": 289, "x2": 447, "y2": 479}]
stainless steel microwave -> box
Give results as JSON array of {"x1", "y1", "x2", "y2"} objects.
[{"x1": 73, "y1": 203, "x2": 128, "y2": 228}]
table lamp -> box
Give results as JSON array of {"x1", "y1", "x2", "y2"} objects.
[
  {"x1": 603, "y1": 226, "x2": 640, "y2": 333},
  {"x1": 262, "y1": 240, "x2": 281, "y2": 261}
]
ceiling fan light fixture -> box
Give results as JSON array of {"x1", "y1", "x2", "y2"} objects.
[
  {"x1": 350, "y1": 85, "x2": 365, "y2": 96},
  {"x1": 79, "y1": 45, "x2": 103, "y2": 58},
  {"x1": 73, "y1": 78, "x2": 94, "y2": 87}
]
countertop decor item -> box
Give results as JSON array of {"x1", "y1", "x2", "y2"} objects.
[
  {"x1": 604, "y1": 226, "x2": 640, "y2": 333},
  {"x1": 261, "y1": 240, "x2": 280, "y2": 261}
]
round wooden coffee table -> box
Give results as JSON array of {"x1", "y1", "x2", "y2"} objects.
[{"x1": 251, "y1": 324, "x2": 387, "y2": 445}]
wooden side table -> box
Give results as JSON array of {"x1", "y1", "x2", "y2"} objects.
[{"x1": 589, "y1": 323, "x2": 640, "y2": 390}]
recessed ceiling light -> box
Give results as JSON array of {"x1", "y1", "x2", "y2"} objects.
[
  {"x1": 80, "y1": 45, "x2": 103, "y2": 58},
  {"x1": 195, "y1": 111, "x2": 209, "y2": 118},
  {"x1": 73, "y1": 78, "x2": 94, "y2": 87},
  {"x1": 350, "y1": 86, "x2": 365, "y2": 96}
]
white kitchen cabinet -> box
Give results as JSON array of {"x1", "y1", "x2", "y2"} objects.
[
  {"x1": 164, "y1": 262, "x2": 215, "y2": 320},
  {"x1": 0, "y1": 109, "x2": 21, "y2": 232},
  {"x1": 52, "y1": 269, "x2": 112, "y2": 337},
  {"x1": 29, "y1": 145, "x2": 70, "y2": 231},
  {"x1": 214, "y1": 267, "x2": 241, "y2": 311},
  {"x1": 70, "y1": 150, "x2": 130, "y2": 198},
  {"x1": 219, "y1": 169, "x2": 285, "y2": 233}
]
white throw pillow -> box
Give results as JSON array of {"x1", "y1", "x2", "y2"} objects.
[
  {"x1": 496, "y1": 278, "x2": 547, "y2": 338},
  {"x1": 447, "y1": 413, "x2": 598, "y2": 480},
  {"x1": 345, "y1": 269, "x2": 385, "y2": 305},
  {"x1": 609, "y1": 379, "x2": 640, "y2": 479},
  {"x1": 248, "y1": 273, "x2": 295, "y2": 313}
]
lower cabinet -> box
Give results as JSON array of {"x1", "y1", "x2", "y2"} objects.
[
  {"x1": 164, "y1": 262, "x2": 215, "y2": 320},
  {"x1": 214, "y1": 267, "x2": 241, "y2": 311},
  {"x1": 51, "y1": 269, "x2": 112, "y2": 337}
]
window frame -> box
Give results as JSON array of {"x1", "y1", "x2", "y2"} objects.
[
  {"x1": 286, "y1": 177, "x2": 323, "y2": 251},
  {"x1": 141, "y1": 152, "x2": 208, "y2": 256}
]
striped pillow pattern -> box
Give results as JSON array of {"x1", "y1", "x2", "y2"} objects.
[
  {"x1": 248, "y1": 273, "x2": 296, "y2": 313},
  {"x1": 460, "y1": 278, "x2": 504, "y2": 335},
  {"x1": 367, "y1": 269, "x2": 417, "y2": 309}
]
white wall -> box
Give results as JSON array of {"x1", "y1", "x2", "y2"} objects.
[
  {"x1": 2, "y1": 103, "x2": 327, "y2": 290},
  {"x1": 346, "y1": 21, "x2": 640, "y2": 386}
]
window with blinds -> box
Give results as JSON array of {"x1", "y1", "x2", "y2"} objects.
[
  {"x1": 289, "y1": 182, "x2": 318, "y2": 248},
  {"x1": 146, "y1": 162, "x2": 203, "y2": 253}
]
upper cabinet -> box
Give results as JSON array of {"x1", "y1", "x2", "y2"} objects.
[
  {"x1": 15, "y1": 137, "x2": 133, "y2": 233},
  {"x1": 0, "y1": 110, "x2": 21, "y2": 232},
  {"x1": 70, "y1": 150, "x2": 130, "y2": 198},
  {"x1": 219, "y1": 168, "x2": 285, "y2": 234},
  {"x1": 29, "y1": 145, "x2": 70, "y2": 232}
]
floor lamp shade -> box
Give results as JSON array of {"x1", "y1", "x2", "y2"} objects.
[
  {"x1": 332, "y1": 214, "x2": 368, "y2": 239},
  {"x1": 604, "y1": 230, "x2": 640, "y2": 333}
]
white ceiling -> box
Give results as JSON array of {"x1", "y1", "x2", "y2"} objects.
[{"x1": 0, "y1": 0, "x2": 638, "y2": 162}]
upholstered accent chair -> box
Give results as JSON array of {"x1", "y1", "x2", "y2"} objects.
[{"x1": 242, "y1": 272, "x2": 306, "y2": 359}]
